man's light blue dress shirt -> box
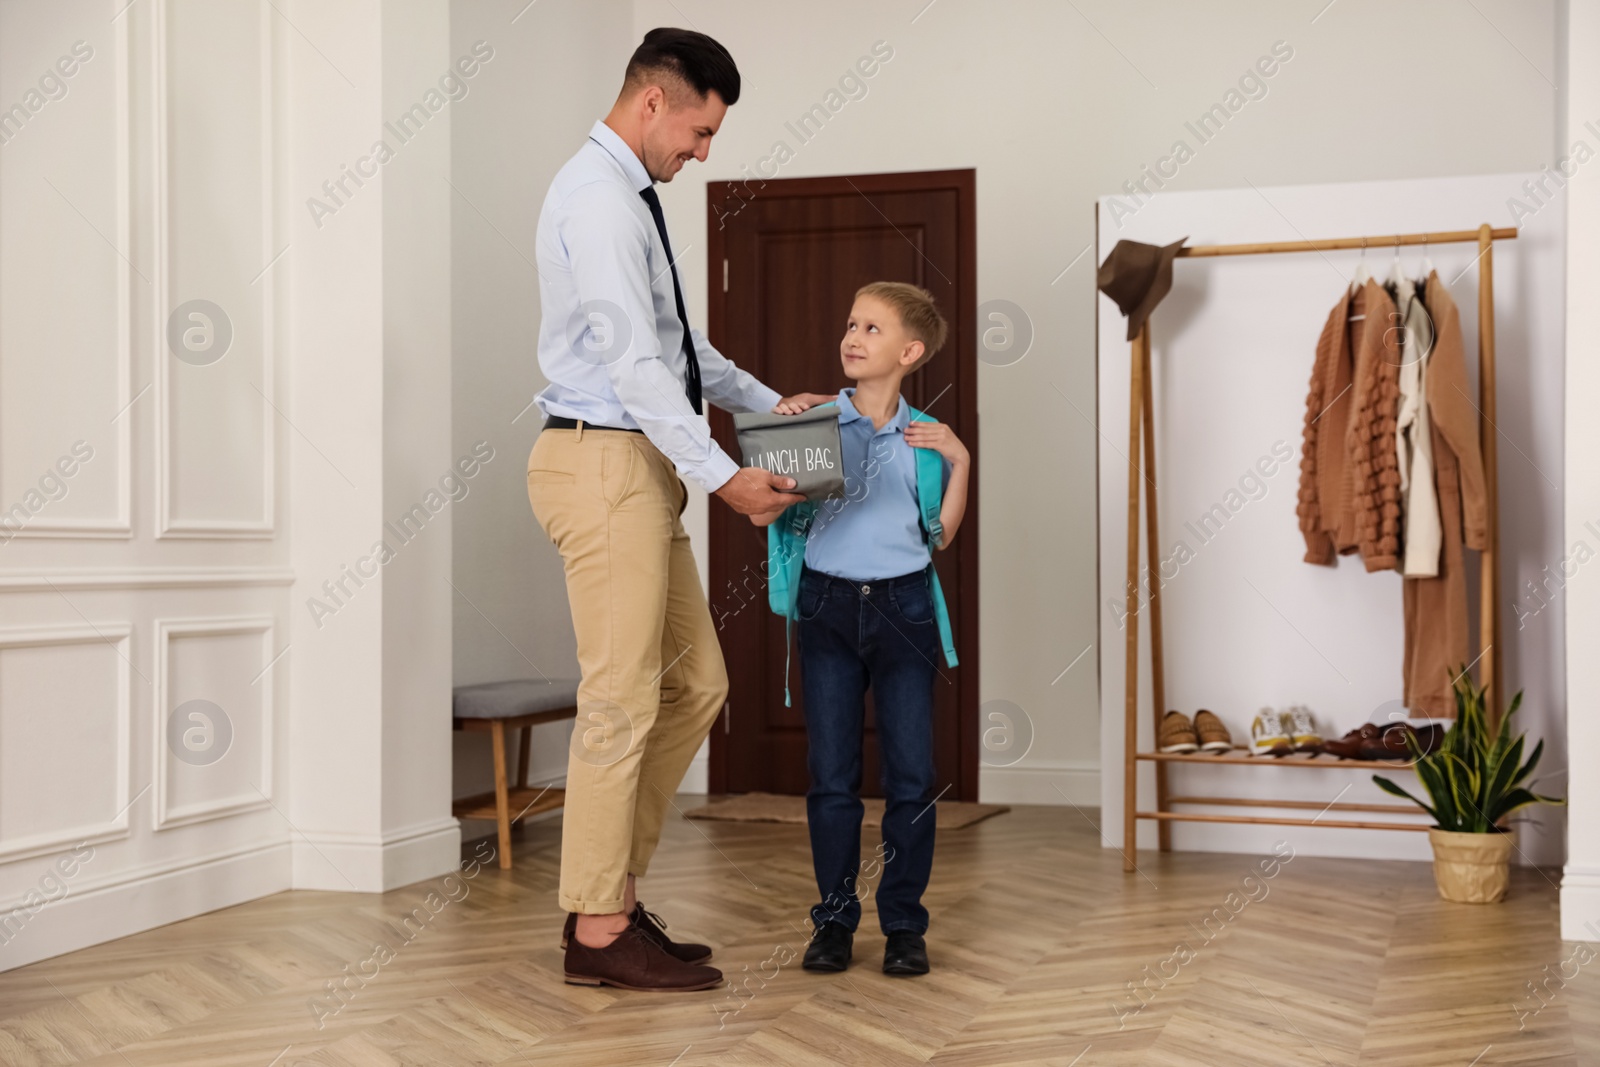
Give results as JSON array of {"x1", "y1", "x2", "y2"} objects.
[{"x1": 533, "y1": 120, "x2": 780, "y2": 492}]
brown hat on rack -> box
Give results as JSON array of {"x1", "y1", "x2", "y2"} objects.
[{"x1": 1097, "y1": 237, "x2": 1188, "y2": 341}]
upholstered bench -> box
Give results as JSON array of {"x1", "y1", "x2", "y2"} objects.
[{"x1": 452, "y1": 678, "x2": 580, "y2": 869}]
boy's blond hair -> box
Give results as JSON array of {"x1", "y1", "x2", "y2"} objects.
[{"x1": 856, "y1": 281, "x2": 948, "y2": 371}]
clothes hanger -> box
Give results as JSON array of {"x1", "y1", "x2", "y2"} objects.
[
  {"x1": 1419, "y1": 232, "x2": 1434, "y2": 279},
  {"x1": 1387, "y1": 234, "x2": 1405, "y2": 289},
  {"x1": 1352, "y1": 236, "x2": 1371, "y2": 288},
  {"x1": 1349, "y1": 237, "x2": 1370, "y2": 320}
]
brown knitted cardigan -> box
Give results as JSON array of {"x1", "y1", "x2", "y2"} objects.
[{"x1": 1297, "y1": 280, "x2": 1402, "y2": 570}]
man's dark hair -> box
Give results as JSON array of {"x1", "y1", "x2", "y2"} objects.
[{"x1": 623, "y1": 28, "x2": 740, "y2": 106}]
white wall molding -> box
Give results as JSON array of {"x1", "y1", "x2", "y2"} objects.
[
  {"x1": 152, "y1": 616, "x2": 276, "y2": 830},
  {"x1": 0, "y1": 837, "x2": 290, "y2": 972},
  {"x1": 290, "y1": 816, "x2": 461, "y2": 893},
  {"x1": 5, "y1": 4, "x2": 134, "y2": 540},
  {"x1": 0, "y1": 624, "x2": 133, "y2": 863},
  {"x1": 1562, "y1": 867, "x2": 1600, "y2": 942},
  {"x1": 153, "y1": 0, "x2": 276, "y2": 540},
  {"x1": 0, "y1": 566, "x2": 295, "y2": 592}
]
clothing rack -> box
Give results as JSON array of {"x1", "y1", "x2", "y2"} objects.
[{"x1": 1120, "y1": 224, "x2": 1516, "y2": 870}]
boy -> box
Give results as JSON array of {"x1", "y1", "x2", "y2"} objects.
[{"x1": 761, "y1": 281, "x2": 970, "y2": 976}]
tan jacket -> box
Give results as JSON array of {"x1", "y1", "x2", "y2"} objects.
[
  {"x1": 1297, "y1": 279, "x2": 1402, "y2": 569},
  {"x1": 1420, "y1": 274, "x2": 1487, "y2": 552}
]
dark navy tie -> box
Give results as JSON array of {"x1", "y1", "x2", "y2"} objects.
[{"x1": 638, "y1": 185, "x2": 703, "y2": 414}]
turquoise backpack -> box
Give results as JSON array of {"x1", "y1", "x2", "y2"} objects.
[{"x1": 765, "y1": 403, "x2": 959, "y2": 706}]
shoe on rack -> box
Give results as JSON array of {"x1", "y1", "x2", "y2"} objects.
[
  {"x1": 1193, "y1": 710, "x2": 1233, "y2": 753},
  {"x1": 883, "y1": 931, "x2": 930, "y2": 976},
  {"x1": 1250, "y1": 708, "x2": 1291, "y2": 756},
  {"x1": 1322, "y1": 723, "x2": 1383, "y2": 759},
  {"x1": 1285, "y1": 705, "x2": 1323, "y2": 751},
  {"x1": 1361, "y1": 722, "x2": 1446, "y2": 761},
  {"x1": 1158, "y1": 710, "x2": 1199, "y2": 753},
  {"x1": 564, "y1": 926, "x2": 722, "y2": 992},
  {"x1": 1409, "y1": 723, "x2": 1446, "y2": 756},
  {"x1": 802, "y1": 921, "x2": 854, "y2": 973},
  {"x1": 561, "y1": 904, "x2": 713, "y2": 965}
]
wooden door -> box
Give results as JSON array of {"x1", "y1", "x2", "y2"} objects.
[{"x1": 705, "y1": 169, "x2": 978, "y2": 800}]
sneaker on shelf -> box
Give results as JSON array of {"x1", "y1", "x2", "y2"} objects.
[
  {"x1": 1250, "y1": 708, "x2": 1291, "y2": 756},
  {"x1": 1158, "y1": 710, "x2": 1199, "y2": 753},
  {"x1": 1285, "y1": 705, "x2": 1323, "y2": 751},
  {"x1": 1192, "y1": 709, "x2": 1233, "y2": 753}
]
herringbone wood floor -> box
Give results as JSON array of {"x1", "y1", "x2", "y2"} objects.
[{"x1": 0, "y1": 801, "x2": 1589, "y2": 1066}]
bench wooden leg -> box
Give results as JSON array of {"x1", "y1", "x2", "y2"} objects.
[
  {"x1": 491, "y1": 720, "x2": 513, "y2": 870},
  {"x1": 516, "y1": 725, "x2": 531, "y2": 790}
]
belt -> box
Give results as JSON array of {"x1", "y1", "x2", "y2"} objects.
[{"x1": 543, "y1": 415, "x2": 642, "y2": 434}]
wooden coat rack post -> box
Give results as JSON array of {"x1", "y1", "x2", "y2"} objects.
[{"x1": 1119, "y1": 225, "x2": 1516, "y2": 872}]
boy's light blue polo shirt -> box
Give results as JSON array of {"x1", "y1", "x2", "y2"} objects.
[{"x1": 804, "y1": 388, "x2": 950, "y2": 582}]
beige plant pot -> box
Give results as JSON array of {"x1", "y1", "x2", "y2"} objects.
[{"x1": 1428, "y1": 828, "x2": 1514, "y2": 904}]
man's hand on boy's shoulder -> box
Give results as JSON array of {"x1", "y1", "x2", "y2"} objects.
[
  {"x1": 905, "y1": 420, "x2": 969, "y2": 465},
  {"x1": 772, "y1": 392, "x2": 837, "y2": 415}
]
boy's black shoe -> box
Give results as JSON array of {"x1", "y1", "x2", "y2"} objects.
[
  {"x1": 882, "y1": 931, "x2": 929, "y2": 976},
  {"x1": 802, "y1": 922, "x2": 854, "y2": 972}
]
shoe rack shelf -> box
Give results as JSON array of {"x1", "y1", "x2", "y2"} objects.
[
  {"x1": 1138, "y1": 749, "x2": 1410, "y2": 768},
  {"x1": 1119, "y1": 225, "x2": 1513, "y2": 868},
  {"x1": 1134, "y1": 753, "x2": 1432, "y2": 832}
]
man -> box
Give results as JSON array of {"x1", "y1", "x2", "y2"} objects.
[{"x1": 527, "y1": 28, "x2": 832, "y2": 992}]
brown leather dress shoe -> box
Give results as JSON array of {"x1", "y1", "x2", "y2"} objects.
[
  {"x1": 1361, "y1": 723, "x2": 1446, "y2": 761},
  {"x1": 1323, "y1": 722, "x2": 1447, "y2": 761},
  {"x1": 563, "y1": 926, "x2": 723, "y2": 992},
  {"x1": 631, "y1": 905, "x2": 713, "y2": 964},
  {"x1": 561, "y1": 905, "x2": 713, "y2": 965},
  {"x1": 1321, "y1": 723, "x2": 1384, "y2": 759}
]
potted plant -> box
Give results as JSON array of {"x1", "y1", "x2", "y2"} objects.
[{"x1": 1373, "y1": 671, "x2": 1563, "y2": 904}]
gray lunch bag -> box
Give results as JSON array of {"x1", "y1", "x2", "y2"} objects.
[{"x1": 732, "y1": 404, "x2": 845, "y2": 501}]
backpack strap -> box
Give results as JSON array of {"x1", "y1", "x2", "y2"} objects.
[
  {"x1": 908, "y1": 407, "x2": 959, "y2": 669},
  {"x1": 909, "y1": 407, "x2": 945, "y2": 549},
  {"x1": 767, "y1": 502, "x2": 816, "y2": 706}
]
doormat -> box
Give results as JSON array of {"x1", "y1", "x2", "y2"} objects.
[{"x1": 683, "y1": 792, "x2": 1009, "y2": 830}]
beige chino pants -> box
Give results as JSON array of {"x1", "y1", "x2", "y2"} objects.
[{"x1": 526, "y1": 426, "x2": 728, "y2": 914}]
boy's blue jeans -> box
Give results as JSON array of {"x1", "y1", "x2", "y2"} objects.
[{"x1": 797, "y1": 564, "x2": 940, "y2": 936}]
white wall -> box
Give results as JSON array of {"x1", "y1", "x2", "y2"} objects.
[
  {"x1": 447, "y1": 0, "x2": 635, "y2": 804},
  {"x1": 1559, "y1": 0, "x2": 1600, "y2": 942},
  {"x1": 286, "y1": 0, "x2": 461, "y2": 892},
  {"x1": 378, "y1": 0, "x2": 461, "y2": 879},
  {"x1": 632, "y1": 0, "x2": 1563, "y2": 805},
  {"x1": 1096, "y1": 173, "x2": 1567, "y2": 864}
]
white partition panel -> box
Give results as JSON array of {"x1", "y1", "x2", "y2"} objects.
[{"x1": 1097, "y1": 173, "x2": 1567, "y2": 865}]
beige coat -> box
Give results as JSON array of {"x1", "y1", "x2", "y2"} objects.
[
  {"x1": 1394, "y1": 276, "x2": 1441, "y2": 577},
  {"x1": 1402, "y1": 273, "x2": 1488, "y2": 715}
]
